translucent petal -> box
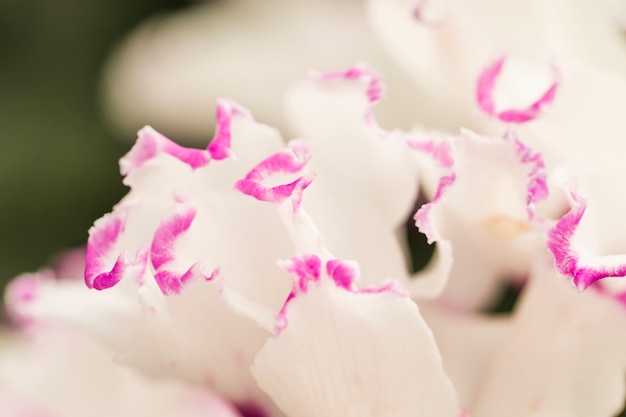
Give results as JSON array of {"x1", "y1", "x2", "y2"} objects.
[{"x1": 414, "y1": 129, "x2": 547, "y2": 309}]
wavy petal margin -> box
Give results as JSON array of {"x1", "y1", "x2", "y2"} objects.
[
  {"x1": 312, "y1": 64, "x2": 386, "y2": 137},
  {"x1": 411, "y1": 129, "x2": 548, "y2": 308},
  {"x1": 85, "y1": 211, "x2": 131, "y2": 290},
  {"x1": 547, "y1": 189, "x2": 626, "y2": 290},
  {"x1": 476, "y1": 56, "x2": 560, "y2": 123},
  {"x1": 234, "y1": 140, "x2": 314, "y2": 212},
  {"x1": 149, "y1": 202, "x2": 218, "y2": 295},
  {"x1": 253, "y1": 255, "x2": 459, "y2": 417},
  {"x1": 120, "y1": 99, "x2": 250, "y2": 175}
]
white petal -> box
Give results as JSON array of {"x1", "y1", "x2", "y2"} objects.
[
  {"x1": 512, "y1": 63, "x2": 626, "y2": 256},
  {"x1": 252, "y1": 257, "x2": 459, "y2": 417},
  {"x1": 366, "y1": 0, "x2": 626, "y2": 130},
  {"x1": 10, "y1": 106, "x2": 319, "y2": 412},
  {"x1": 472, "y1": 261, "x2": 626, "y2": 417},
  {"x1": 414, "y1": 129, "x2": 547, "y2": 310},
  {"x1": 0, "y1": 326, "x2": 242, "y2": 417},
  {"x1": 286, "y1": 66, "x2": 429, "y2": 294},
  {"x1": 419, "y1": 302, "x2": 511, "y2": 411}
]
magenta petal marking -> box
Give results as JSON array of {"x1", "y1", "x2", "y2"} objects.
[
  {"x1": 275, "y1": 254, "x2": 322, "y2": 334},
  {"x1": 547, "y1": 192, "x2": 626, "y2": 289},
  {"x1": 358, "y1": 281, "x2": 409, "y2": 297},
  {"x1": 121, "y1": 127, "x2": 211, "y2": 175},
  {"x1": 149, "y1": 204, "x2": 202, "y2": 295},
  {"x1": 408, "y1": 138, "x2": 454, "y2": 168},
  {"x1": 476, "y1": 56, "x2": 560, "y2": 123},
  {"x1": 85, "y1": 212, "x2": 129, "y2": 290},
  {"x1": 326, "y1": 259, "x2": 359, "y2": 290},
  {"x1": 414, "y1": 173, "x2": 456, "y2": 243},
  {"x1": 593, "y1": 282, "x2": 626, "y2": 310},
  {"x1": 276, "y1": 255, "x2": 409, "y2": 333},
  {"x1": 284, "y1": 254, "x2": 322, "y2": 293},
  {"x1": 154, "y1": 262, "x2": 200, "y2": 296},
  {"x1": 90, "y1": 254, "x2": 129, "y2": 290},
  {"x1": 314, "y1": 65, "x2": 386, "y2": 137},
  {"x1": 507, "y1": 130, "x2": 549, "y2": 220},
  {"x1": 315, "y1": 65, "x2": 384, "y2": 103},
  {"x1": 150, "y1": 205, "x2": 197, "y2": 270},
  {"x1": 208, "y1": 99, "x2": 250, "y2": 161},
  {"x1": 235, "y1": 141, "x2": 314, "y2": 209}
]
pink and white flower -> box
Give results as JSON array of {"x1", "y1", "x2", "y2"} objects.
[{"x1": 5, "y1": 2, "x2": 626, "y2": 416}]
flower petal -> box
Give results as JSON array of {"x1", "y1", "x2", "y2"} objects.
[
  {"x1": 285, "y1": 65, "x2": 427, "y2": 294},
  {"x1": 413, "y1": 129, "x2": 547, "y2": 310},
  {"x1": 476, "y1": 56, "x2": 560, "y2": 123},
  {"x1": 17, "y1": 105, "x2": 322, "y2": 411},
  {"x1": 512, "y1": 63, "x2": 626, "y2": 257},
  {"x1": 418, "y1": 302, "x2": 511, "y2": 411},
  {"x1": 0, "y1": 326, "x2": 242, "y2": 417},
  {"x1": 252, "y1": 257, "x2": 459, "y2": 417},
  {"x1": 114, "y1": 270, "x2": 276, "y2": 410},
  {"x1": 85, "y1": 210, "x2": 133, "y2": 290},
  {"x1": 472, "y1": 261, "x2": 626, "y2": 417},
  {"x1": 6, "y1": 251, "x2": 279, "y2": 415},
  {"x1": 547, "y1": 188, "x2": 626, "y2": 290}
]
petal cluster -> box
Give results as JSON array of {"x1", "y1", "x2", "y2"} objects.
[{"x1": 5, "y1": 1, "x2": 626, "y2": 417}]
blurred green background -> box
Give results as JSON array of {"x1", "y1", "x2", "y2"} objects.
[{"x1": 0, "y1": 0, "x2": 193, "y2": 290}]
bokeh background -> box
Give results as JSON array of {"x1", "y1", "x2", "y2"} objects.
[{"x1": 0, "y1": 0, "x2": 196, "y2": 290}]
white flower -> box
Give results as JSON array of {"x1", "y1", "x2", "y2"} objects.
[
  {"x1": 101, "y1": 0, "x2": 626, "y2": 291},
  {"x1": 5, "y1": 2, "x2": 626, "y2": 416}
]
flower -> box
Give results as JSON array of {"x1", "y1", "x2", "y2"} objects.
[
  {"x1": 102, "y1": 0, "x2": 626, "y2": 291},
  {"x1": 4, "y1": 2, "x2": 626, "y2": 416},
  {"x1": 6, "y1": 59, "x2": 626, "y2": 417}
]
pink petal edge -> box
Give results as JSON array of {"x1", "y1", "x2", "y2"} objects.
[
  {"x1": 149, "y1": 202, "x2": 216, "y2": 295},
  {"x1": 313, "y1": 65, "x2": 386, "y2": 137},
  {"x1": 275, "y1": 255, "x2": 407, "y2": 334},
  {"x1": 234, "y1": 140, "x2": 314, "y2": 212},
  {"x1": 208, "y1": 99, "x2": 252, "y2": 161},
  {"x1": 120, "y1": 99, "x2": 251, "y2": 175},
  {"x1": 413, "y1": 130, "x2": 548, "y2": 243},
  {"x1": 85, "y1": 211, "x2": 131, "y2": 290},
  {"x1": 476, "y1": 56, "x2": 560, "y2": 124},
  {"x1": 547, "y1": 190, "x2": 626, "y2": 290}
]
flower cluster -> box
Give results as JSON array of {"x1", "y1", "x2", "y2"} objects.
[{"x1": 4, "y1": 1, "x2": 626, "y2": 417}]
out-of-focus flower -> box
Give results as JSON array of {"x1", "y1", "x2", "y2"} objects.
[
  {"x1": 102, "y1": 0, "x2": 425, "y2": 139},
  {"x1": 102, "y1": 0, "x2": 626, "y2": 138},
  {"x1": 367, "y1": 0, "x2": 626, "y2": 125},
  {"x1": 1, "y1": 253, "x2": 241, "y2": 417}
]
